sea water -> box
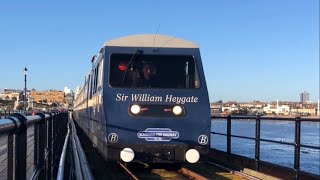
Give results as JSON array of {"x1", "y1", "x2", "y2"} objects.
[{"x1": 211, "y1": 119, "x2": 320, "y2": 175}]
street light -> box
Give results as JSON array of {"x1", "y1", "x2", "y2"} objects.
[{"x1": 24, "y1": 67, "x2": 28, "y2": 112}]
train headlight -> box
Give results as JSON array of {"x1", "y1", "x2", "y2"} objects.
[
  {"x1": 130, "y1": 105, "x2": 141, "y2": 114},
  {"x1": 185, "y1": 149, "x2": 200, "y2": 163},
  {"x1": 120, "y1": 148, "x2": 135, "y2": 162},
  {"x1": 172, "y1": 106, "x2": 183, "y2": 115}
]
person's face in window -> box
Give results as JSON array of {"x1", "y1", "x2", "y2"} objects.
[{"x1": 142, "y1": 65, "x2": 151, "y2": 80}]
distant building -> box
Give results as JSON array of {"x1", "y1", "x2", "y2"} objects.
[
  {"x1": 74, "y1": 86, "x2": 81, "y2": 99},
  {"x1": 64, "y1": 87, "x2": 71, "y2": 94},
  {"x1": 0, "y1": 88, "x2": 31, "y2": 110},
  {"x1": 210, "y1": 103, "x2": 222, "y2": 115},
  {"x1": 300, "y1": 91, "x2": 309, "y2": 103},
  {"x1": 263, "y1": 100, "x2": 290, "y2": 115},
  {"x1": 30, "y1": 89, "x2": 65, "y2": 105},
  {"x1": 210, "y1": 100, "x2": 318, "y2": 117},
  {"x1": 0, "y1": 88, "x2": 29, "y2": 102},
  {"x1": 4, "y1": 88, "x2": 22, "y2": 93},
  {"x1": 65, "y1": 92, "x2": 74, "y2": 108},
  {"x1": 291, "y1": 108, "x2": 316, "y2": 116}
]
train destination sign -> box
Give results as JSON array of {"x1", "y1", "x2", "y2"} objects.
[
  {"x1": 137, "y1": 128, "x2": 179, "y2": 141},
  {"x1": 116, "y1": 93, "x2": 199, "y2": 104}
]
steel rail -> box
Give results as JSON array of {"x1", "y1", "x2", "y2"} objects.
[
  {"x1": 178, "y1": 167, "x2": 209, "y2": 180},
  {"x1": 118, "y1": 162, "x2": 139, "y2": 180}
]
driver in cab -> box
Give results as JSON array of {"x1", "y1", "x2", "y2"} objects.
[{"x1": 139, "y1": 64, "x2": 154, "y2": 87}]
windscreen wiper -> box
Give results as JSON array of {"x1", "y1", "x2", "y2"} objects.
[{"x1": 121, "y1": 49, "x2": 143, "y2": 85}]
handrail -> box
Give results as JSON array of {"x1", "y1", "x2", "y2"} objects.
[
  {"x1": 0, "y1": 112, "x2": 68, "y2": 180},
  {"x1": 0, "y1": 118, "x2": 17, "y2": 134},
  {"x1": 70, "y1": 119, "x2": 94, "y2": 180},
  {"x1": 0, "y1": 110, "x2": 35, "y2": 119},
  {"x1": 57, "y1": 122, "x2": 71, "y2": 180},
  {"x1": 211, "y1": 115, "x2": 320, "y2": 180},
  {"x1": 72, "y1": 133, "x2": 84, "y2": 180}
]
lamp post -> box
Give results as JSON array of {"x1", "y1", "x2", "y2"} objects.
[{"x1": 24, "y1": 67, "x2": 28, "y2": 112}]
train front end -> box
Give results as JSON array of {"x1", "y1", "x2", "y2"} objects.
[{"x1": 103, "y1": 34, "x2": 211, "y2": 163}]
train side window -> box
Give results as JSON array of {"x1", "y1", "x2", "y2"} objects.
[
  {"x1": 91, "y1": 70, "x2": 95, "y2": 95},
  {"x1": 97, "y1": 60, "x2": 103, "y2": 90},
  {"x1": 88, "y1": 74, "x2": 92, "y2": 99},
  {"x1": 92, "y1": 69, "x2": 95, "y2": 94},
  {"x1": 94, "y1": 70, "x2": 97, "y2": 93},
  {"x1": 95, "y1": 63, "x2": 100, "y2": 93},
  {"x1": 92, "y1": 68, "x2": 97, "y2": 95},
  {"x1": 83, "y1": 76, "x2": 88, "y2": 101},
  {"x1": 90, "y1": 71, "x2": 94, "y2": 96}
]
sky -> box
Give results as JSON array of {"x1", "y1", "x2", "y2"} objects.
[{"x1": 0, "y1": 1, "x2": 319, "y2": 102}]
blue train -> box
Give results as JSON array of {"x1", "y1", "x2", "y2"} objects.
[{"x1": 73, "y1": 34, "x2": 211, "y2": 163}]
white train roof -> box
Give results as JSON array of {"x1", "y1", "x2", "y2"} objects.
[{"x1": 104, "y1": 34, "x2": 198, "y2": 48}]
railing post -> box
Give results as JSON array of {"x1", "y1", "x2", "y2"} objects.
[
  {"x1": 50, "y1": 113, "x2": 55, "y2": 179},
  {"x1": 7, "y1": 134, "x2": 14, "y2": 179},
  {"x1": 8, "y1": 113, "x2": 28, "y2": 180},
  {"x1": 57, "y1": 114, "x2": 64, "y2": 161},
  {"x1": 33, "y1": 115, "x2": 38, "y2": 172},
  {"x1": 294, "y1": 117, "x2": 301, "y2": 180},
  {"x1": 36, "y1": 113, "x2": 47, "y2": 179},
  {"x1": 46, "y1": 113, "x2": 53, "y2": 180},
  {"x1": 52, "y1": 113, "x2": 58, "y2": 178},
  {"x1": 227, "y1": 115, "x2": 231, "y2": 162},
  {"x1": 255, "y1": 115, "x2": 261, "y2": 171}
]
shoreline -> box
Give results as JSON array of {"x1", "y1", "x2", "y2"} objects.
[
  {"x1": 262, "y1": 115, "x2": 320, "y2": 119},
  {"x1": 212, "y1": 114, "x2": 320, "y2": 119}
]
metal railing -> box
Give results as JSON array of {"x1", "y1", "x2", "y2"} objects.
[
  {"x1": 57, "y1": 122, "x2": 70, "y2": 180},
  {"x1": 0, "y1": 112, "x2": 68, "y2": 180},
  {"x1": 56, "y1": 115, "x2": 94, "y2": 180},
  {"x1": 0, "y1": 110, "x2": 15, "y2": 119},
  {"x1": 0, "y1": 110, "x2": 35, "y2": 119},
  {"x1": 70, "y1": 119, "x2": 94, "y2": 180},
  {"x1": 211, "y1": 115, "x2": 320, "y2": 180}
]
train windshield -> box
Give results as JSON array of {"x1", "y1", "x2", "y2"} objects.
[{"x1": 109, "y1": 54, "x2": 201, "y2": 89}]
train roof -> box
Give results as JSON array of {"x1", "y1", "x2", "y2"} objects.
[{"x1": 104, "y1": 34, "x2": 198, "y2": 48}]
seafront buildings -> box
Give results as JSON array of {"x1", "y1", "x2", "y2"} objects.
[
  {"x1": 29, "y1": 89, "x2": 65, "y2": 104},
  {"x1": 211, "y1": 100, "x2": 320, "y2": 117},
  {"x1": 0, "y1": 87, "x2": 74, "y2": 111},
  {"x1": 0, "y1": 87, "x2": 319, "y2": 117}
]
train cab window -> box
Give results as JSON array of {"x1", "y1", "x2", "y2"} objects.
[{"x1": 109, "y1": 54, "x2": 201, "y2": 89}]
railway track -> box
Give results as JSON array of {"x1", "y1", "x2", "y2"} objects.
[
  {"x1": 118, "y1": 162, "x2": 209, "y2": 180},
  {"x1": 183, "y1": 161, "x2": 260, "y2": 180},
  {"x1": 117, "y1": 161, "x2": 261, "y2": 180},
  {"x1": 75, "y1": 121, "x2": 260, "y2": 180}
]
